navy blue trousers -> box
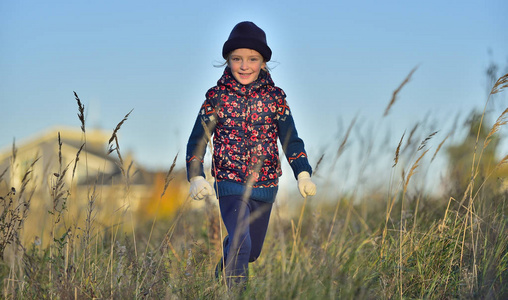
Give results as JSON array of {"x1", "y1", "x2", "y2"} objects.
[{"x1": 218, "y1": 195, "x2": 273, "y2": 284}]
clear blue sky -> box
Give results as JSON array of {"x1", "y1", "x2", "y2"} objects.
[{"x1": 1, "y1": 0, "x2": 507, "y2": 180}]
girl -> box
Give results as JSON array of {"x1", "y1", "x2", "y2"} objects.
[{"x1": 186, "y1": 21, "x2": 316, "y2": 286}]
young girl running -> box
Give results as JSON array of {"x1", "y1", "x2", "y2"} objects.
[{"x1": 186, "y1": 21, "x2": 316, "y2": 286}]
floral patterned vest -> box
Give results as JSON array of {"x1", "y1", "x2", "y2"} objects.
[{"x1": 204, "y1": 68, "x2": 285, "y2": 187}]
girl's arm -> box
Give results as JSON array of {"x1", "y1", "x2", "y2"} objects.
[
  {"x1": 186, "y1": 98, "x2": 218, "y2": 181},
  {"x1": 277, "y1": 101, "x2": 316, "y2": 197},
  {"x1": 276, "y1": 97, "x2": 313, "y2": 179}
]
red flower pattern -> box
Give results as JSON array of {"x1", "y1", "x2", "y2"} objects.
[{"x1": 207, "y1": 68, "x2": 285, "y2": 186}]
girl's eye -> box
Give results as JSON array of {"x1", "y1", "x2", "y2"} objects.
[{"x1": 231, "y1": 57, "x2": 241, "y2": 62}]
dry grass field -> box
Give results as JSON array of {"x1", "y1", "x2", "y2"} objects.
[{"x1": 0, "y1": 73, "x2": 507, "y2": 299}]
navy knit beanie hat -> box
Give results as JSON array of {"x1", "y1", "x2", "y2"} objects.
[{"x1": 222, "y1": 21, "x2": 272, "y2": 62}]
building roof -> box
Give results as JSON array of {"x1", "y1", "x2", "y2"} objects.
[{"x1": 0, "y1": 126, "x2": 153, "y2": 187}]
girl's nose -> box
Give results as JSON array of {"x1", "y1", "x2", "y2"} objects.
[{"x1": 241, "y1": 61, "x2": 248, "y2": 70}]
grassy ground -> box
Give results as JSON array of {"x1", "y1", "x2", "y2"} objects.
[{"x1": 0, "y1": 74, "x2": 507, "y2": 299}]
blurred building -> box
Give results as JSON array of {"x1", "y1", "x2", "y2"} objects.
[
  {"x1": 0, "y1": 127, "x2": 193, "y2": 251},
  {"x1": 0, "y1": 127, "x2": 188, "y2": 218}
]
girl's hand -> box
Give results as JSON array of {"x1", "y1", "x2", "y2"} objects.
[
  {"x1": 297, "y1": 171, "x2": 317, "y2": 198},
  {"x1": 189, "y1": 176, "x2": 214, "y2": 200}
]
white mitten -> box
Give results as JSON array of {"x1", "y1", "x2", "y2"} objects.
[
  {"x1": 189, "y1": 176, "x2": 214, "y2": 200},
  {"x1": 297, "y1": 171, "x2": 316, "y2": 198}
]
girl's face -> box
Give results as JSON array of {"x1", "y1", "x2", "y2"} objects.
[{"x1": 228, "y1": 48, "x2": 266, "y2": 85}]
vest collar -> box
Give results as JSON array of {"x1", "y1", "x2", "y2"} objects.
[{"x1": 218, "y1": 67, "x2": 274, "y2": 96}]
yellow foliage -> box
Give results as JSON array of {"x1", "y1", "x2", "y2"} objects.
[{"x1": 139, "y1": 171, "x2": 187, "y2": 219}]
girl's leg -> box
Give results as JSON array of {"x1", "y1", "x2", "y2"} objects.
[
  {"x1": 218, "y1": 195, "x2": 273, "y2": 285},
  {"x1": 247, "y1": 200, "x2": 273, "y2": 262},
  {"x1": 219, "y1": 195, "x2": 251, "y2": 285}
]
